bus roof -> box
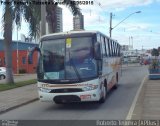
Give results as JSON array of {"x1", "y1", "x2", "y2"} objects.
[
  {"x1": 40, "y1": 30, "x2": 117, "y2": 42},
  {"x1": 41, "y1": 30, "x2": 105, "y2": 40}
]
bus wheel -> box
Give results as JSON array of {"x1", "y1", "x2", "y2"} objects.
[
  {"x1": 98, "y1": 83, "x2": 107, "y2": 103},
  {"x1": 113, "y1": 73, "x2": 118, "y2": 90}
]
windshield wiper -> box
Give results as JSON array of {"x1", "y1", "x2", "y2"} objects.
[
  {"x1": 68, "y1": 49, "x2": 82, "y2": 82},
  {"x1": 70, "y1": 58, "x2": 83, "y2": 81}
]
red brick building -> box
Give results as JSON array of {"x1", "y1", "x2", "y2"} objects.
[{"x1": 0, "y1": 39, "x2": 38, "y2": 74}]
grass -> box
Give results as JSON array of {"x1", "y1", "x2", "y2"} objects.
[{"x1": 0, "y1": 79, "x2": 37, "y2": 92}]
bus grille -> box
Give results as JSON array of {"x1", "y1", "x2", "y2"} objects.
[
  {"x1": 53, "y1": 95, "x2": 81, "y2": 103},
  {"x1": 50, "y1": 88, "x2": 83, "y2": 93}
]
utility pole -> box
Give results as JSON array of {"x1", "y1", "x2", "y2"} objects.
[
  {"x1": 109, "y1": 11, "x2": 141, "y2": 38},
  {"x1": 109, "y1": 12, "x2": 112, "y2": 38},
  {"x1": 16, "y1": 27, "x2": 19, "y2": 74}
]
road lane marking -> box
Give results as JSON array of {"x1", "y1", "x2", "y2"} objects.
[{"x1": 126, "y1": 75, "x2": 147, "y2": 120}]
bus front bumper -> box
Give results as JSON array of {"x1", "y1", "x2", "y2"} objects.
[{"x1": 38, "y1": 89, "x2": 101, "y2": 103}]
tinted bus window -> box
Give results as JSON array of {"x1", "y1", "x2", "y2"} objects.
[
  {"x1": 97, "y1": 34, "x2": 101, "y2": 42},
  {"x1": 118, "y1": 44, "x2": 120, "y2": 56},
  {"x1": 101, "y1": 36, "x2": 106, "y2": 57},
  {"x1": 117, "y1": 43, "x2": 118, "y2": 56},
  {"x1": 110, "y1": 40, "x2": 113, "y2": 57},
  {"x1": 114, "y1": 41, "x2": 116, "y2": 56},
  {"x1": 108, "y1": 39, "x2": 111, "y2": 57},
  {"x1": 115, "y1": 43, "x2": 117, "y2": 56},
  {"x1": 112, "y1": 41, "x2": 115, "y2": 56},
  {"x1": 105, "y1": 38, "x2": 109, "y2": 56}
]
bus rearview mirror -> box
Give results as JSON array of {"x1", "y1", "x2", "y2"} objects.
[{"x1": 28, "y1": 47, "x2": 41, "y2": 64}]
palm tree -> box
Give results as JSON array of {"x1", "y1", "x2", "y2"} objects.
[
  {"x1": 2, "y1": 0, "x2": 40, "y2": 84},
  {"x1": 42, "y1": 0, "x2": 81, "y2": 35},
  {"x1": 2, "y1": 0, "x2": 80, "y2": 84},
  {"x1": 3, "y1": 0, "x2": 14, "y2": 83}
]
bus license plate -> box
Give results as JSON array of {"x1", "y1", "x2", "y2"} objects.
[{"x1": 80, "y1": 95, "x2": 91, "y2": 100}]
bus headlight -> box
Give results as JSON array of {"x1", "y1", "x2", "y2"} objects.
[
  {"x1": 39, "y1": 87, "x2": 52, "y2": 93},
  {"x1": 82, "y1": 85, "x2": 98, "y2": 91}
]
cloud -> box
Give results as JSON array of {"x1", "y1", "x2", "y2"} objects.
[
  {"x1": 59, "y1": 0, "x2": 158, "y2": 32},
  {"x1": 96, "y1": 0, "x2": 153, "y2": 10},
  {"x1": 59, "y1": 5, "x2": 74, "y2": 31},
  {"x1": 118, "y1": 22, "x2": 152, "y2": 31},
  {"x1": 74, "y1": 0, "x2": 156, "y2": 14}
]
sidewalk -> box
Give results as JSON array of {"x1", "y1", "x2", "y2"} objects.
[
  {"x1": 0, "y1": 74, "x2": 37, "y2": 84},
  {"x1": 131, "y1": 78, "x2": 160, "y2": 119},
  {"x1": 122, "y1": 63, "x2": 142, "y2": 68},
  {"x1": 0, "y1": 74, "x2": 39, "y2": 114}
]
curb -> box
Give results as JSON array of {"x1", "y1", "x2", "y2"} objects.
[
  {"x1": 126, "y1": 75, "x2": 148, "y2": 120},
  {"x1": 0, "y1": 98, "x2": 39, "y2": 114},
  {"x1": 122, "y1": 64, "x2": 141, "y2": 67},
  {"x1": 13, "y1": 74, "x2": 25, "y2": 76}
]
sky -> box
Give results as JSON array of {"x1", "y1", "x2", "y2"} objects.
[
  {"x1": 0, "y1": 0, "x2": 160, "y2": 50},
  {"x1": 59, "y1": 0, "x2": 160, "y2": 50}
]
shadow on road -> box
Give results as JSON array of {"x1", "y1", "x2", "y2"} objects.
[{"x1": 45, "y1": 101, "x2": 102, "y2": 111}]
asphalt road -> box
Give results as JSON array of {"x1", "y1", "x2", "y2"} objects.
[{"x1": 0, "y1": 65, "x2": 148, "y2": 120}]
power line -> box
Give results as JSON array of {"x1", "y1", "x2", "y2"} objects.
[{"x1": 92, "y1": 0, "x2": 109, "y2": 15}]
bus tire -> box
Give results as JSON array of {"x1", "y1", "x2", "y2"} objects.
[
  {"x1": 98, "y1": 81, "x2": 107, "y2": 103},
  {"x1": 113, "y1": 73, "x2": 118, "y2": 90}
]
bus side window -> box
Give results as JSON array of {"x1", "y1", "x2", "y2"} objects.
[
  {"x1": 97, "y1": 34, "x2": 101, "y2": 42},
  {"x1": 104, "y1": 38, "x2": 109, "y2": 57},
  {"x1": 101, "y1": 36, "x2": 106, "y2": 57},
  {"x1": 110, "y1": 40, "x2": 113, "y2": 57},
  {"x1": 118, "y1": 44, "x2": 120, "y2": 56},
  {"x1": 112, "y1": 41, "x2": 115, "y2": 56},
  {"x1": 113, "y1": 41, "x2": 116, "y2": 57},
  {"x1": 120, "y1": 45, "x2": 121, "y2": 56},
  {"x1": 108, "y1": 39, "x2": 111, "y2": 57},
  {"x1": 116, "y1": 43, "x2": 119, "y2": 56},
  {"x1": 113, "y1": 41, "x2": 115, "y2": 57},
  {"x1": 115, "y1": 42, "x2": 117, "y2": 56},
  {"x1": 96, "y1": 34, "x2": 103, "y2": 58},
  {"x1": 115, "y1": 43, "x2": 117, "y2": 57},
  {"x1": 112, "y1": 41, "x2": 114, "y2": 57},
  {"x1": 114, "y1": 42, "x2": 116, "y2": 56}
]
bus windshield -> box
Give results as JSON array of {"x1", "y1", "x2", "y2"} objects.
[{"x1": 38, "y1": 37, "x2": 98, "y2": 83}]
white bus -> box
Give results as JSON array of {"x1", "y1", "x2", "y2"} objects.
[{"x1": 29, "y1": 31, "x2": 121, "y2": 104}]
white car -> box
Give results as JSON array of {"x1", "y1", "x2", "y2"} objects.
[{"x1": 0, "y1": 67, "x2": 6, "y2": 80}]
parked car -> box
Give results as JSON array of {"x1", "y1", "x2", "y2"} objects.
[{"x1": 0, "y1": 67, "x2": 6, "y2": 80}]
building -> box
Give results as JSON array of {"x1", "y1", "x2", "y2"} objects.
[
  {"x1": 121, "y1": 44, "x2": 134, "y2": 51},
  {"x1": 121, "y1": 45, "x2": 129, "y2": 51},
  {"x1": 122, "y1": 50, "x2": 140, "y2": 57},
  {"x1": 73, "y1": 13, "x2": 84, "y2": 30},
  {"x1": 46, "y1": 6, "x2": 63, "y2": 34},
  {"x1": 0, "y1": 39, "x2": 38, "y2": 74},
  {"x1": 55, "y1": 6, "x2": 63, "y2": 32}
]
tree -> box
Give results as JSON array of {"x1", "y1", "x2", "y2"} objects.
[
  {"x1": 2, "y1": 0, "x2": 80, "y2": 84},
  {"x1": 3, "y1": 0, "x2": 14, "y2": 83},
  {"x1": 151, "y1": 48, "x2": 159, "y2": 57},
  {"x1": 158, "y1": 47, "x2": 160, "y2": 53},
  {"x1": 2, "y1": 0, "x2": 40, "y2": 84},
  {"x1": 43, "y1": 0, "x2": 81, "y2": 35}
]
